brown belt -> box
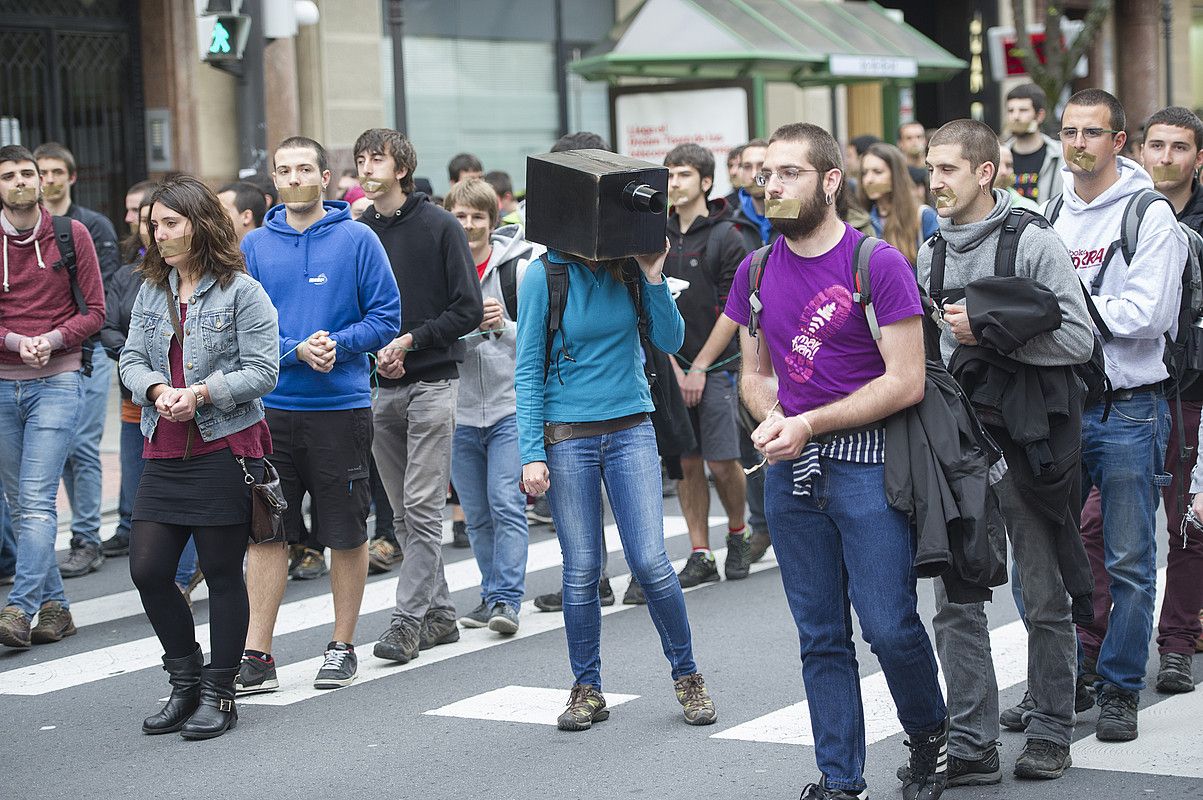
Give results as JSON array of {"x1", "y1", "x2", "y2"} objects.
[{"x1": 544, "y1": 412, "x2": 648, "y2": 447}]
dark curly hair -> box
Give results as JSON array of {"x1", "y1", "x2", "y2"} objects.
[{"x1": 138, "y1": 174, "x2": 246, "y2": 289}]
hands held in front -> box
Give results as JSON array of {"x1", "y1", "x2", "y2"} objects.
[
  {"x1": 521, "y1": 461, "x2": 550, "y2": 495},
  {"x1": 18, "y1": 336, "x2": 52, "y2": 368},
  {"x1": 298, "y1": 330, "x2": 337, "y2": 373},
  {"x1": 942, "y1": 304, "x2": 978, "y2": 346},
  {"x1": 480, "y1": 298, "x2": 506, "y2": 332},
  {"x1": 634, "y1": 238, "x2": 670, "y2": 284},
  {"x1": 377, "y1": 332, "x2": 414, "y2": 380},
  {"x1": 152, "y1": 384, "x2": 198, "y2": 423},
  {"x1": 751, "y1": 410, "x2": 813, "y2": 464}
]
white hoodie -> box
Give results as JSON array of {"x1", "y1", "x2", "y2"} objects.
[{"x1": 1053, "y1": 155, "x2": 1187, "y2": 389}]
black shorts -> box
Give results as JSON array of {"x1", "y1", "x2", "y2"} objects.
[{"x1": 265, "y1": 407, "x2": 373, "y2": 550}]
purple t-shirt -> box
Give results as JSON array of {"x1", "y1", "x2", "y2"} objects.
[{"x1": 724, "y1": 224, "x2": 922, "y2": 416}]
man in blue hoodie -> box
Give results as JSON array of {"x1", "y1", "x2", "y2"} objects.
[{"x1": 237, "y1": 136, "x2": 401, "y2": 693}]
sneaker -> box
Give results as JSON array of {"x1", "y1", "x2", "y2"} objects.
[
  {"x1": 101, "y1": 533, "x2": 130, "y2": 557},
  {"x1": 1000, "y1": 690, "x2": 1035, "y2": 732},
  {"x1": 1155, "y1": 652, "x2": 1195, "y2": 694},
  {"x1": 182, "y1": 569, "x2": 205, "y2": 605},
  {"x1": 0, "y1": 605, "x2": 31, "y2": 649},
  {"x1": 623, "y1": 578, "x2": 646, "y2": 605},
  {"x1": 748, "y1": 530, "x2": 772, "y2": 563},
  {"x1": 313, "y1": 641, "x2": 357, "y2": 689},
  {"x1": 418, "y1": 610, "x2": 460, "y2": 650},
  {"x1": 458, "y1": 601, "x2": 491, "y2": 628},
  {"x1": 674, "y1": 672, "x2": 717, "y2": 725},
  {"x1": 58, "y1": 540, "x2": 103, "y2": 578},
  {"x1": 367, "y1": 538, "x2": 399, "y2": 575},
  {"x1": 677, "y1": 551, "x2": 719, "y2": 588},
  {"x1": 289, "y1": 548, "x2": 328, "y2": 580},
  {"x1": 1014, "y1": 738, "x2": 1071, "y2": 780},
  {"x1": 899, "y1": 745, "x2": 1000, "y2": 787},
  {"x1": 799, "y1": 779, "x2": 865, "y2": 799},
  {"x1": 374, "y1": 620, "x2": 420, "y2": 663},
  {"x1": 527, "y1": 496, "x2": 553, "y2": 525},
  {"x1": 535, "y1": 579, "x2": 616, "y2": 612},
  {"x1": 235, "y1": 652, "x2": 279, "y2": 695},
  {"x1": 287, "y1": 544, "x2": 306, "y2": 573},
  {"x1": 557, "y1": 684, "x2": 608, "y2": 731},
  {"x1": 452, "y1": 520, "x2": 470, "y2": 548},
  {"x1": 1095, "y1": 686, "x2": 1139, "y2": 741},
  {"x1": 661, "y1": 471, "x2": 677, "y2": 497},
  {"x1": 488, "y1": 602, "x2": 519, "y2": 635},
  {"x1": 901, "y1": 718, "x2": 949, "y2": 800},
  {"x1": 30, "y1": 601, "x2": 76, "y2": 644},
  {"x1": 724, "y1": 532, "x2": 751, "y2": 580}
]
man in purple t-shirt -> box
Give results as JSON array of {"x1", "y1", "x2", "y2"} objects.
[{"x1": 724, "y1": 123, "x2": 948, "y2": 800}]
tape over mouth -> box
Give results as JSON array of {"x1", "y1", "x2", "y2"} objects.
[
  {"x1": 157, "y1": 234, "x2": 192, "y2": 259},
  {"x1": 1150, "y1": 164, "x2": 1184, "y2": 183},
  {"x1": 933, "y1": 187, "x2": 957, "y2": 209},
  {"x1": 4, "y1": 185, "x2": 38, "y2": 205},
  {"x1": 1008, "y1": 120, "x2": 1039, "y2": 136},
  {"x1": 359, "y1": 177, "x2": 392, "y2": 193},
  {"x1": 1069, "y1": 147, "x2": 1097, "y2": 171},
  {"x1": 765, "y1": 198, "x2": 802, "y2": 219},
  {"x1": 860, "y1": 180, "x2": 891, "y2": 198},
  {"x1": 41, "y1": 183, "x2": 66, "y2": 201},
  {"x1": 277, "y1": 184, "x2": 322, "y2": 203}
]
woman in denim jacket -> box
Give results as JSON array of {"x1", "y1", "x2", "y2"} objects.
[{"x1": 120, "y1": 175, "x2": 279, "y2": 741}]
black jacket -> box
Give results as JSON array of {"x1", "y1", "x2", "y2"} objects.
[
  {"x1": 101, "y1": 260, "x2": 143, "y2": 400},
  {"x1": 1178, "y1": 178, "x2": 1203, "y2": 234},
  {"x1": 358, "y1": 193, "x2": 483, "y2": 385},
  {"x1": 65, "y1": 203, "x2": 120, "y2": 286},
  {"x1": 664, "y1": 197, "x2": 749, "y2": 365},
  {"x1": 885, "y1": 360, "x2": 1008, "y2": 603}
]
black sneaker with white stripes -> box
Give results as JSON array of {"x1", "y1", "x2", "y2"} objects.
[
  {"x1": 234, "y1": 651, "x2": 278, "y2": 695},
  {"x1": 313, "y1": 641, "x2": 357, "y2": 689},
  {"x1": 901, "y1": 718, "x2": 948, "y2": 800}
]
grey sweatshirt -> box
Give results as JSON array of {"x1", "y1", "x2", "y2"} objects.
[
  {"x1": 456, "y1": 223, "x2": 536, "y2": 428},
  {"x1": 916, "y1": 190, "x2": 1095, "y2": 367}
]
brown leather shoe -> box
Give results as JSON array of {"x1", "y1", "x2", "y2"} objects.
[{"x1": 30, "y1": 601, "x2": 76, "y2": 644}]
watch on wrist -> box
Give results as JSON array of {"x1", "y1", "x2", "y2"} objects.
[{"x1": 191, "y1": 384, "x2": 205, "y2": 408}]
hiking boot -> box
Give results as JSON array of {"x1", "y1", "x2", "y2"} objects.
[
  {"x1": 313, "y1": 641, "x2": 357, "y2": 689},
  {"x1": 748, "y1": 530, "x2": 772, "y2": 563},
  {"x1": 899, "y1": 744, "x2": 1000, "y2": 786},
  {"x1": 488, "y1": 602, "x2": 520, "y2": 635},
  {"x1": 58, "y1": 540, "x2": 104, "y2": 578},
  {"x1": 30, "y1": 601, "x2": 76, "y2": 644},
  {"x1": 289, "y1": 548, "x2": 328, "y2": 580},
  {"x1": 419, "y1": 610, "x2": 460, "y2": 650},
  {"x1": 901, "y1": 718, "x2": 949, "y2": 800},
  {"x1": 1155, "y1": 652, "x2": 1195, "y2": 694},
  {"x1": 0, "y1": 605, "x2": 31, "y2": 649},
  {"x1": 623, "y1": 578, "x2": 646, "y2": 605},
  {"x1": 1014, "y1": 738, "x2": 1071, "y2": 780},
  {"x1": 1000, "y1": 690, "x2": 1035, "y2": 731},
  {"x1": 724, "y1": 532, "x2": 751, "y2": 580},
  {"x1": 677, "y1": 551, "x2": 719, "y2": 588},
  {"x1": 674, "y1": 672, "x2": 717, "y2": 725},
  {"x1": 374, "y1": 620, "x2": 420, "y2": 663},
  {"x1": 799, "y1": 778, "x2": 865, "y2": 799},
  {"x1": 527, "y1": 496, "x2": 553, "y2": 525},
  {"x1": 452, "y1": 520, "x2": 470, "y2": 548},
  {"x1": 368, "y1": 537, "x2": 399, "y2": 574},
  {"x1": 101, "y1": 532, "x2": 130, "y2": 557},
  {"x1": 1095, "y1": 686, "x2": 1139, "y2": 741},
  {"x1": 235, "y1": 651, "x2": 278, "y2": 695},
  {"x1": 557, "y1": 684, "x2": 608, "y2": 731},
  {"x1": 458, "y1": 601, "x2": 491, "y2": 628},
  {"x1": 179, "y1": 666, "x2": 239, "y2": 740},
  {"x1": 142, "y1": 646, "x2": 202, "y2": 734}
]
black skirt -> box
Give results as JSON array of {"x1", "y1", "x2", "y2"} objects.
[{"x1": 133, "y1": 449, "x2": 264, "y2": 527}]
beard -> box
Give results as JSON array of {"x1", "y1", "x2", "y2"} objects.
[{"x1": 769, "y1": 183, "x2": 827, "y2": 240}]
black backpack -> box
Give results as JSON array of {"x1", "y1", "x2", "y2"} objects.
[
  {"x1": 928, "y1": 206, "x2": 1112, "y2": 417},
  {"x1": 50, "y1": 216, "x2": 94, "y2": 377},
  {"x1": 496, "y1": 255, "x2": 525, "y2": 322}
]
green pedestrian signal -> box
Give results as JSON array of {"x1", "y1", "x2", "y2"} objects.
[
  {"x1": 201, "y1": 14, "x2": 250, "y2": 64},
  {"x1": 210, "y1": 20, "x2": 232, "y2": 54}
]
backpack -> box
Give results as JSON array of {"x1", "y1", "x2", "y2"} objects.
[
  {"x1": 928, "y1": 206, "x2": 1112, "y2": 417},
  {"x1": 496, "y1": 255, "x2": 524, "y2": 322},
  {"x1": 50, "y1": 216, "x2": 94, "y2": 377},
  {"x1": 1046, "y1": 189, "x2": 1203, "y2": 392}
]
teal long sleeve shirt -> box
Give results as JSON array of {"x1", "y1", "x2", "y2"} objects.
[{"x1": 514, "y1": 251, "x2": 685, "y2": 464}]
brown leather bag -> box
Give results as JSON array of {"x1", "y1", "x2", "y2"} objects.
[{"x1": 237, "y1": 456, "x2": 288, "y2": 544}]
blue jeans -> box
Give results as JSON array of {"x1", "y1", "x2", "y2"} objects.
[
  {"x1": 0, "y1": 488, "x2": 14, "y2": 577},
  {"x1": 116, "y1": 418, "x2": 146, "y2": 539},
  {"x1": 0, "y1": 372, "x2": 83, "y2": 615},
  {"x1": 175, "y1": 537, "x2": 198, "y2": 588},
  {"x1": 765, "y1": 457, "x2": 946, "y2": 793},
  {"x1": 1077, "y1": 392, "x2": 1170, "y2": 693},
  {"x1": 60, "y1": 344, "x2": 112, "y2": 546},
  {"x1": 451, "y1": 414, "x2": 528, "y2": 610},
  {"x1": 546, "y1": 420, "x2": 697, "y2": 689}
]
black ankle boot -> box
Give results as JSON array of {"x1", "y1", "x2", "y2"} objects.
[
  {"x1": 179, "y1": 665, "x2": 239, "y2": 740},
  {"x1": 143, "y1": 646, "x2": 203, "y2": 734}
]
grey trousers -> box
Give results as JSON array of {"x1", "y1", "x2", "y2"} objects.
[
  {"x1": 933, "y1": 460, "x2": 1077, "y2": 756},
  {"x1": 372, "y1": 380, "x2": 458, "y2": 627}
]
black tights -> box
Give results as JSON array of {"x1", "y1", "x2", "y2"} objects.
[{"x1": 130, "y1": 521, "x2": 249, "y2": 669}]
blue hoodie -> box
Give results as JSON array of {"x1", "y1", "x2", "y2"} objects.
[{"x1": 242, "y1": 201, "x2": 401, "y2": 411}]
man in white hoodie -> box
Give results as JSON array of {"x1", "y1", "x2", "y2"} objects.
[{"x1": 1047, "y1": 89, "x2": 1187, "y2": 742}]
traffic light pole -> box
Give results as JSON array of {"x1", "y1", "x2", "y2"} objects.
[{"x1": 237, "y1": 0, "x2": 268, "y2": 178}]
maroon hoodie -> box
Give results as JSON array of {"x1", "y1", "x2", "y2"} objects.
[{"x1": 1, "y1": 207, "x2": 105, "y2": 379}]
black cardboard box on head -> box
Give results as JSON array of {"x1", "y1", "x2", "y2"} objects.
[{"x1": 525, "y1": 149, "x2": 668, "y2": 261}]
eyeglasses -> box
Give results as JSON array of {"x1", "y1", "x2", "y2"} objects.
[
  {"x1": 1058, "y1": 127, "x2": 1120, "y2": 141},
  {"x1": 754, "y1": 167, "x2": 822, "y2": 187}
]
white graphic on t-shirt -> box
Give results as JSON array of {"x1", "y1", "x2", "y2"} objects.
[{"x1": 785, "y1": 285, "x2": 854, "y2": 384}]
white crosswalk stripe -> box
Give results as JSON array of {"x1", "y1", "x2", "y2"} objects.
[{"x1": 425, "y1": 685, "x2": 641, "y2": 726}]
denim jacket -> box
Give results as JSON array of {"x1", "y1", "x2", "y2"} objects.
[{"x1": 119, "y1": 269, "x2": 280, "y2": 442}]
